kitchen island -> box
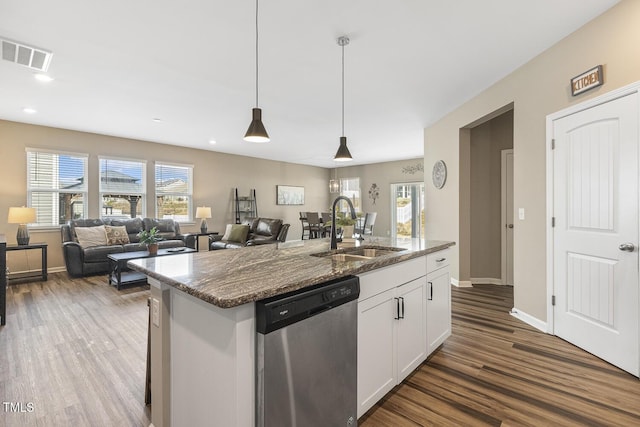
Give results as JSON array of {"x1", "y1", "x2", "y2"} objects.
[{"x1": 129, "y1": 238, "x2": 454, "y2": 427}]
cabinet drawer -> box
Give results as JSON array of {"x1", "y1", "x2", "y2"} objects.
[
  {"x1": 427, "y1": 249, "x2": 450, "y2": 273},
  {"x1": 358, "y1": 256, "x2": 426, "y2": 301}
]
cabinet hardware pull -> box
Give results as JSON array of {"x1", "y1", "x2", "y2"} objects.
[
  {"x1": 394, "y1": 297, "x2": 400, "y2": 320},
  {"x1": 436, "y1": 258, "x2": 446, "y2": 262},
  {"x1": 428, "y1": 282, "x2": 433, "y2": 300},
  {"x1": 400, "y1": 297, "x2": 405, "y2": 319}
]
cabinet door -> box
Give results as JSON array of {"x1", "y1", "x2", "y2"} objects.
[
  {"x1": 426, "y1": 267, "x2": 451, "y2": 355},
  {"x1": 357, "y1": 288, "x2": 396, "y2": 418},
  {"x1": 396, "y1": 277, "x2": 427, "y2": 381}
]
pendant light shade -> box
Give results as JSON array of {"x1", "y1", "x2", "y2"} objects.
[
  {"x1": 244, "y1": 108, "x2": 269, "y2": 143},
  {"x1": 244, "y1": 0, "x2": 269, "y2": 143},
  {"x1": 334, "y1": 36, "x2": 353, "y2": 161},
  {"x1": 334, "y1": 136, "x2": 352, "y2": 162}
]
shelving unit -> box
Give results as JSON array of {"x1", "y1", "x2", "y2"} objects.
[{"x1": 235, "y1": 188, "x2": 257, "y2": 224}]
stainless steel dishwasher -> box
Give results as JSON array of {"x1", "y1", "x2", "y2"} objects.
[{"x1": 256, "y1": 275, "x2": 360, "y2": 427}]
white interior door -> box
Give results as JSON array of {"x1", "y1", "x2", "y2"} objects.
[
  {"x1": 552, "y1": 92, "x2": 639, "y2": 376},
  {"x1": 502, "y1": 149, "x2": 514, "y2": 285}
]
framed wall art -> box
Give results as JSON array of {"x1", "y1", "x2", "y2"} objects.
[{"x1": 276, "y1": 185, "x2": 305, "y2": 205}]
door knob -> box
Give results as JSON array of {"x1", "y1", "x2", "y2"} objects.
[
  {"x1": 619, "y1": 243, "x2": 635, "y2": 252},
  {"x1": 507, "y1": 224, "x2": 514, "y2": 229}
]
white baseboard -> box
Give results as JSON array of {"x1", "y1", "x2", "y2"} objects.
[
  {"x1": 451, "y1": 278, "x2": 472, "y2": 288},
  {"x1": 510, "y1": 307, "x2": 547, "y2": 332},
  {"x1": 470, "y1": 277, "x2": 504, "y2": 285}
]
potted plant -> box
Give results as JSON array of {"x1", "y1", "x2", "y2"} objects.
[
  {"x1": 335, "y1": 212, "x2": 357, "y2": 239},
  {"x1": 137, "y1": 226, "x2": 163, "y2": 255}
]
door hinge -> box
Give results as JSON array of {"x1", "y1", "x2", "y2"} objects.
[
  {"x1": 551, "y1": 217, "x2": 555, "y2": 227},
  {"x1": 551, "y1": 139, "x2": 555, "y2": 150},
  {"x1": 552, "y1": 295, "x2": 556, "y2": 306}
]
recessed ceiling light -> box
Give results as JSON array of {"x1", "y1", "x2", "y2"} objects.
[
  {"x1": 152, "y1": 118, "x2": 162, "y2": 123},
  {"x1": 208, "y1": 139, "x2": 217, "y2": 145},
  {"x1": 34, "y1": 73, "x2": 53, "y2": 82},
  {"x1": 23, "y1": 107, "x2": 37, "y2": 114}
]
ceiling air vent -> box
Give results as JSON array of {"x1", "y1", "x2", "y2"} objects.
[{"x1": 1, "y1": 37, "x2": 52, "y2": 72}]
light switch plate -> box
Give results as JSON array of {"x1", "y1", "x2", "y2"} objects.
[{"x1": 518, "y1": 208, "x2": 525, "y2": 220}]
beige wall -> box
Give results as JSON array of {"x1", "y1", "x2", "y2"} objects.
[
  {"x1": 469, "y1": 110, "x2": 513, "y2": 279},
  {"x1": 0, "y1": 120, "x2": 330, "y2": 272},
  {"x1": 333, "y1": 158, "x2": 424, "y2": 237},
  {"x1": 424, "y1": 0, "x2": 640, "y2": 321}
]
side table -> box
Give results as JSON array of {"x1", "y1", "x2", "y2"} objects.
[
  {"x1": 6, "y1": 242, "x2": 48, "y2": 283},
  {"x1": 193, "y1": 232, "x2": 219, "y2": 251}
]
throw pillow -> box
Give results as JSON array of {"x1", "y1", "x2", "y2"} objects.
[
  {"x1": 227, "y1": 224, "x2": 250, "y2": 243},
  {"x1": 221, "y1": 224, "x2": 234, "y2": 241},
  {"x1": 75, "y1": 225, "x2": 108, "y2": 248},
  {"x1": 105, "y1": 225, "x2": 130, "y2": 245}
]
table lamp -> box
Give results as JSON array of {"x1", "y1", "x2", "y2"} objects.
[
  {"x1": 195, "y1": 206, "x2": 212, "y2": 233},
  {"x1": 8, "y1": 206, "x2": 37, "y2": 245}
]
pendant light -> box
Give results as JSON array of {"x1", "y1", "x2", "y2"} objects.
[
  {"x1": 329, "y1": 167, "x2": 340, "y2": 193},
  {"x1": 244, "y1": 0, "x2": 269, "y2": 143},
  {"x1": 334, "y1": 36, "x2": 353, "y2": 161}
]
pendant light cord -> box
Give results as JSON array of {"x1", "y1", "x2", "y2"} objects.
[
  {"x1": 341, "y1": 41, "x2": 345, "y2": 137},
  {"x1": 255, "y1": 0, "x2": 259, "y2": 107}
]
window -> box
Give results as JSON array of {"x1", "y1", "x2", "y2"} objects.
[
  {"x1": 339, "y1": 177, "x2": 361, "y2": 212},
  {"x1": 27, "y1": 148, "x2": 88, "y2": 226},
  {"x1": 155, "y1": 162, "x2": 193, "y2": 221},
  {"x1": 99, "y1": 157, "x2": 146, "y2": 219}
]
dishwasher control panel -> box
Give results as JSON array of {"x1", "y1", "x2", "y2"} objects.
[{"x1": 256, "y1": 276, "x2": 360, "y2": 334}]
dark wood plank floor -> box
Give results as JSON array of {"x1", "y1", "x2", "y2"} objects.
[
  {"x1": 361, "y1": 284, "x2": 640, "y2": 426},
  {"x1": 2, "y1": 276, "x2": 639, "y2": 426}
]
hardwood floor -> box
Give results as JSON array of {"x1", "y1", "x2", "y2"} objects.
[
  {"x1": 361, "y1": 284, "x2": 640, "y2": 426},
  {"x1": 1, "y1": 276, "x2": 639, "y2": 426},
  {"x1": 0, "y1": 274, "x2": 151, "y2": 427}
]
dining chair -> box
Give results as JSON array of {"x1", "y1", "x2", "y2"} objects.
[
  {"x1": 320, "y1": 212, "x2": 332, "y2": 237},
  {"x1": 306, "y1": 212, "x2": 323, "y2": 239},
  {"x1": 356, "y1": 212, "x2": 377, "y2": 236},
  {"x1": 299, "y1": 212, "x2": 310, "y2": 240}
]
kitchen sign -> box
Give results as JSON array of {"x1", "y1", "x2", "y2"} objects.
[{"x1": 571, "y1": 65, "x2": 603, "y2": 96}]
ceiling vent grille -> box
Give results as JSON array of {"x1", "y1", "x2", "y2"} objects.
[{"x1": 1, "y1": 37, "x2": 52, "y2": 72}]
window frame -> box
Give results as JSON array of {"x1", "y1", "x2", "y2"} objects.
[
  {"x1": 98, "y1": 155, "x2": 147, "y2": 219},
  {"x1": 154, "y1": 161, "x2": 194, "y2": 222},
  {"x1": 339, "y1": 177, "x2": 362, "y2": 213},
  {"x1": 26, "y1": 147, "x2": 89, "y2": 228}
]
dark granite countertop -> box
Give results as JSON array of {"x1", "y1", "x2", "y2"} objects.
[{"x1": 128, "y1": 238, "x2": 455, "y2": 308}]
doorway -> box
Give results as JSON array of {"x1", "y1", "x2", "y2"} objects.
[
  {"x1": 462, "y1": 109, "x2": 514, "y2": 286},
  {"x1": 391, "y1": 182, "x2": 424, "y2": 243}
]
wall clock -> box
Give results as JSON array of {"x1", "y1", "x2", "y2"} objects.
[{"x1": 432, "y1": 160, "x2": 447, "y2": 189}]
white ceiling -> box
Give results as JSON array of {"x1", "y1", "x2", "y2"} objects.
[{"x1": 1, "y1": 0, "x2": 619, "y2": 168}]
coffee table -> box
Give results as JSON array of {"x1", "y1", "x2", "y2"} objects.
[{"x1": 108, "y1": 247, "x2": 196, "y2": 290}]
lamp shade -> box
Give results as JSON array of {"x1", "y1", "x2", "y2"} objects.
[
  {"x1": 8, "y1": 207, "x2": 36, "y2": 224},
  {"x1": 334, "y1": 136, "x2": 353, "y2": 162},
  {"x1": 195, "y1": 207, "x2": 212, "y2": 219},
  {"x1": 244, "y1": 108, "x2": 270, "y2": 143}
]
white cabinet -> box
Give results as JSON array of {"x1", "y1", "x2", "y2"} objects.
[
  {"x1": 357, "y1": 288, "x2": 396, "y2": 414},
  {"x1": 357, "y1": 257, "x2": 427, "y2": 418},
  {"x1": 426, "y1": 249, "x2": 451, "y2": 355},
  {"x1": 396, "y1": 277, "x2": 427, "y2": 379}
]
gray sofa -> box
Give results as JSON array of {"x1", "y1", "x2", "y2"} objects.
[
  {"x1": 210, "y1": 217, "x2": 289, "y2": 250},
  {"x1": 61, "y1": 218, "x2": 194, "y2": 277}
]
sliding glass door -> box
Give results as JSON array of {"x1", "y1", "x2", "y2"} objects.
[{"x1": 391, "y1": 182, "x2": 424, "y2": 242}]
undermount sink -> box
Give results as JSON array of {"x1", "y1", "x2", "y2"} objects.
[{"x1": 311, "y1": 246, "x2": 406, "y2": 262}]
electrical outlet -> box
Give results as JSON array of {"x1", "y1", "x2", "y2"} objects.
[{"x1": 152, "y1": 298, "x2": 160, "y2": 327}]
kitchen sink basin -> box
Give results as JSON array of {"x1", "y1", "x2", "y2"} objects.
[{"x1": 311, "y1": 246, "x2": 406, "y2": 261}]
